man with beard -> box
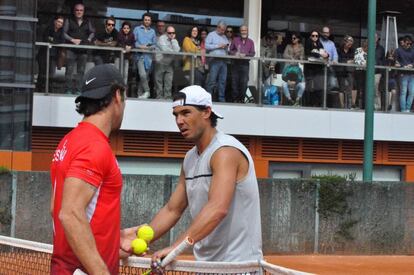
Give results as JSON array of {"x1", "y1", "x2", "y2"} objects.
[
  {"x1": 320, "y1": 26, "x2": 339, "y2": 102},
  {"x1": 320, "y1": 26, "x2": 338, "y2": 63},
  {"x1": 94, "y1": 16, "x2": 118, "y2": 65},
  {"x1": 229, "y1": 25, "x2": 256, "y2": 102},
  {"x1": 122, "y1": 86, "x2": 263, "y2": 265}
]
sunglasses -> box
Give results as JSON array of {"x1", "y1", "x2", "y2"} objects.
[
  {"x1": 167, "y1": 32, "x2": 175, "y2": 34},
  {"x1": 107, "y1": 23, "x2": 115, "y2": 26}
]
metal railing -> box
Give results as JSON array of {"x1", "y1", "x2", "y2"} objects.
[{"x1": 35, "y1": 42, "x2": 412, "y2": 113}]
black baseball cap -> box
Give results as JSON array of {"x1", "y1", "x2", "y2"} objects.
[{"x1": 75, "y1": 64, "x2": 125, "y2": 103}]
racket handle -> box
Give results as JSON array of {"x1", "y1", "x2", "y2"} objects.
[{"x1": 160, "y1": 236, "x2": 194, "y2": 268}]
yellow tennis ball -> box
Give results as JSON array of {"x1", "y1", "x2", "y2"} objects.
[
  {"x1": 131, "y1": 238, "x2": 147, "y2": 255},
  {"x1": 137, "y1": 225, "x2": 154, "y2": 242}
]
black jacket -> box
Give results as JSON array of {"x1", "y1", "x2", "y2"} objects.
[{"x1": 63, "y1": 16, "x2": 95, "y2": 44}]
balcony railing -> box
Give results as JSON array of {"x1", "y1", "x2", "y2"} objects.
[{"x1": 35, "y1": 42, "x2": 411, "y2": 113}]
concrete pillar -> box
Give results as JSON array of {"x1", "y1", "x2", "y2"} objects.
[{"x1": 244, "y1": 0, "x2": 262, "y2": 87}]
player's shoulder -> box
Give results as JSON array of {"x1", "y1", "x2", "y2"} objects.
[
  {"x1": 68, "y1": 124, "x2": 111, "y2": 154},
  {"x1": 213, "y1": 133, "x2": 250, "y2": 160},
  {"x1": 215, "y1": 132, "x2": 243, "y2": 148}
]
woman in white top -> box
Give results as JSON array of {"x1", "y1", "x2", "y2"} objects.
[{"x1": 354, "y1": 40, "x2": 368, "y2": 109}]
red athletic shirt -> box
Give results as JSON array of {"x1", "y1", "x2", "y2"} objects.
[{"x1": 50, "y1": 122, "x2": 122, "y2": 275}]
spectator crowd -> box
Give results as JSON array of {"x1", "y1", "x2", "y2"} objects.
[{"x1": 36, "y1": 3, "x2": 414, "y2": 112}]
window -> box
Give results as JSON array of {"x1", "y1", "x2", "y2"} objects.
[
  {"x1": 0, "y1": 19, "x2": 35, "y2": 84},
  {"x1": 0, "y1": 1, "x2": 36, "y2": 17},
  {"x1": 117, "y1": 157, "x2": 181, "y2": 175},
  {"x1": 0, "y1": 1, "x2": 36, "y2": 151},
  {"x1": 0, "y1": 88, "x2": 32, "y2": 150},
  {"x1": 270, "y1": 162, "x2": 402, "y2": 181}
]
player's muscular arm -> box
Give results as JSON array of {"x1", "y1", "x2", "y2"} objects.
[
  {"x1": 121, "y1": 169, "x2": 188, "y2": 257},
  {"x1": 175, "y1": 147, "x2": 245, "y2": 245},
  {"x1": 149, "y1": 167, "x2": 188, "y2": 241},
  {"x1": 59, "y1": 177, "x2": 110, "y2": 275}
]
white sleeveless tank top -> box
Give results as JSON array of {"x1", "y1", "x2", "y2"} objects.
[{"x1": 183, "y1": 131, "x2": 263, "y2": 261}]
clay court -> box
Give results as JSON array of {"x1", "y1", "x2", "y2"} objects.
[
  {"x1": 171, "y1": 254, "x2": 414, "y2": 274},
  {"x1": 2, "y1": 234, "x2": 414, "y2": 275},
  {"x1": 1, "y1": 250, "x2": 414, "y2": 274},
  {"x1": 266, "y1": 255, "x2": 414, "y2": 275}
]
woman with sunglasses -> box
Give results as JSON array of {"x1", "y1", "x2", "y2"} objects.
[
  {"x1": 304, "y1": 30, "x2": 328, "y2": 107},
  {"x1": 283, "y1": 32, "x2": 305, "y2": 61},
  {"x1": 282, "y1": 32, "x2": 305, "y2": 105}
]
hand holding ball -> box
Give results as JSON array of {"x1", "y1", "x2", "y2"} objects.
[
  {"x1": 130, "y1": 225, "x2": 154, "y2": 255},
  {"x1": 131, "y1": 238, "x2": 148, "y2": 255}
]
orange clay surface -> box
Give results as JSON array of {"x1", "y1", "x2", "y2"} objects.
[
  {"x1": 179, "y1": 254, "x2": 414, "y2": 275},
  {"x1": 263, "y1": 255, "x2": 414, "y2": 275},
  {"x1": 1, "y1": 252, "x2": 414, "y2": 274}
]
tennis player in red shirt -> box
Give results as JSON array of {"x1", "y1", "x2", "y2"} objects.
[{"x1": 50, "y1": 64, "x2": 128, "y2": 274}]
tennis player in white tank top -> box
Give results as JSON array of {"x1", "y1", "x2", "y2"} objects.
[{"x1": 139, "y1": 85, "x2": 263, "y2": 264}]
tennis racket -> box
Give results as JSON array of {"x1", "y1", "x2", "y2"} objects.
[{"x1": 143, "y1": 236, "x2": 194, "y2": 275}]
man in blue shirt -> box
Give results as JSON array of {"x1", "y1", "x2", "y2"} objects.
[
  {"x1": 133, "y1": 13, "x2": 156, "y2": 99},
  {"x1": 320, "y1": 26, "x2": 339, "y2": 96},
  {"x1": 320, "y1": 26, "x2": 338, "y2": 63},
  {"x1": 205, "y1": 21, "x2": 229, "y2": 102}
]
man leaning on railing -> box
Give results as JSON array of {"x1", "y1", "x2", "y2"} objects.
[
  {"x1": 395, "y1": 35, "x2": 414, "y2": 113},
  {"x1": 154, "y1": 25, "x2": 180, "y2": 99},
  {"x1": 93, "y1": 16, "x2": 118, "y2": 65},
  {"x1": 63, "y1": 3, "x2": 95, "y2": 95},
  {"x1": 229, "y1": 25, "x2": 255, "y2": 103},
  {"x1": 205, "y1": 21, "x2": 230, "y2": 102},
  {"x1": 36, "y1": 15, "x2": 65, "y2": 93}
]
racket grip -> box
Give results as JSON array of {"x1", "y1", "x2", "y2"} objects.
[{"x1": 160, "y1": 236, "x2": 194, "y2": 268}]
